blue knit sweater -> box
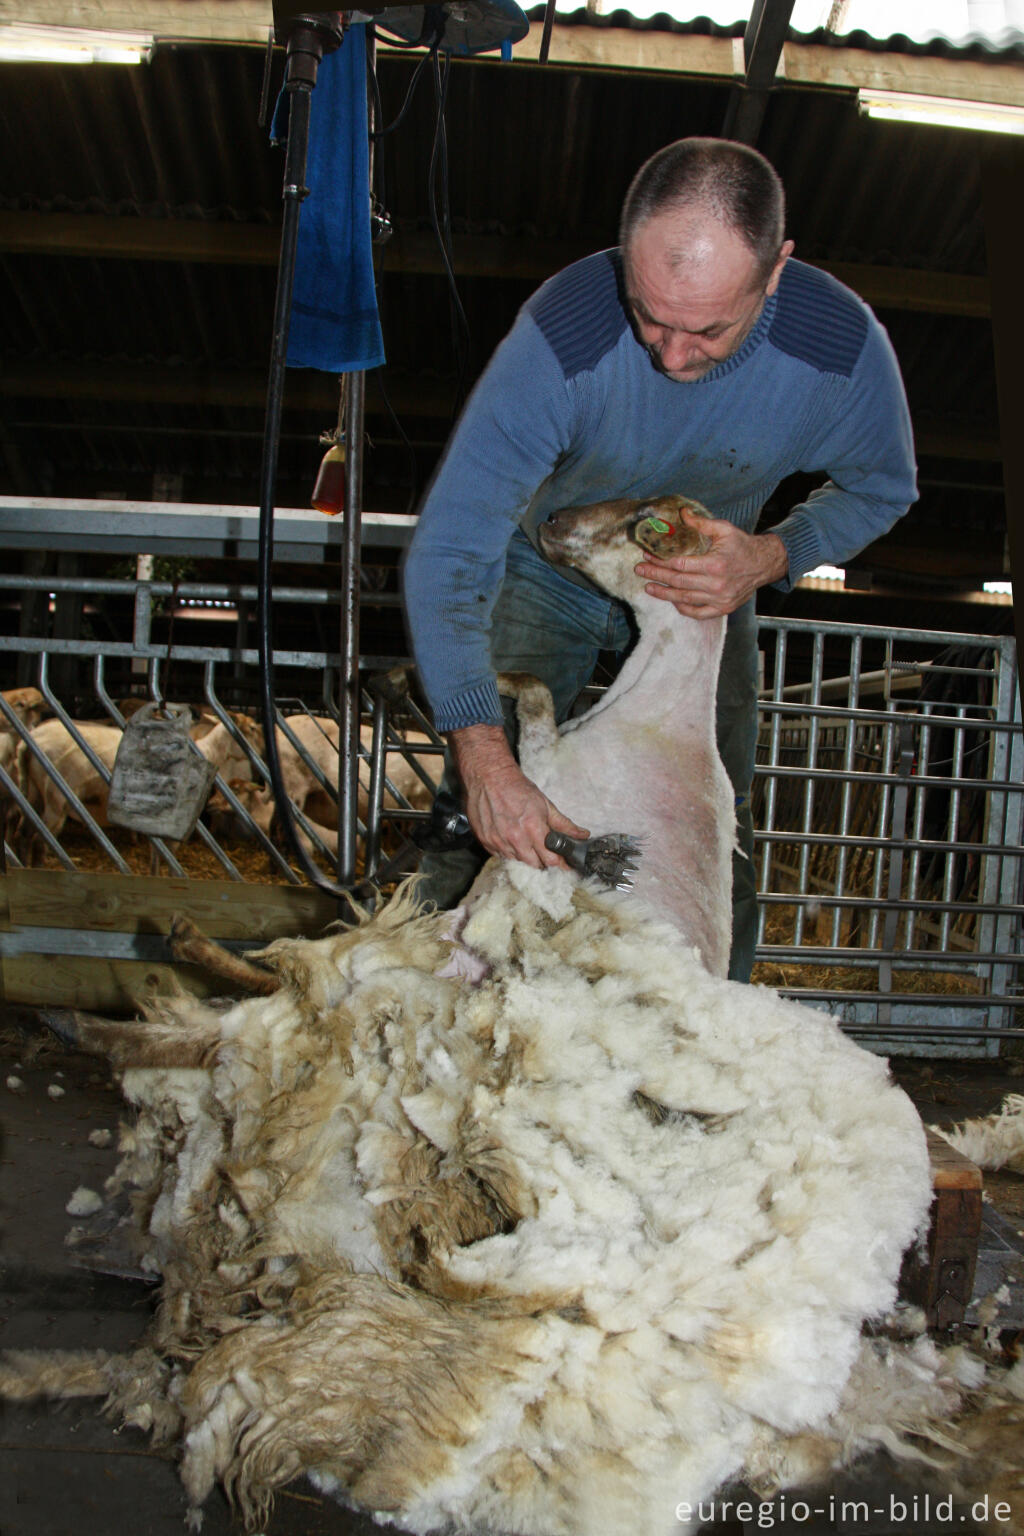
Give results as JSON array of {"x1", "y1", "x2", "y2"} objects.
[{"x1": 403, "y1": 252, "x2": 917, "y2": 733}]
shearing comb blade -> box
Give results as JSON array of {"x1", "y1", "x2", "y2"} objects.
[{"x1": 544, "y1": 831, "x2": 643, "y2": 891}]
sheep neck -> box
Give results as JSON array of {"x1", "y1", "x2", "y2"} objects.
[{"x1": 569, "y1": 595, "x2": 724, "y2": 733}]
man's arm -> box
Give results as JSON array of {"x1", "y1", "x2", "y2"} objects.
[
  {"x1": 451, "y1": 724, "x2": 589, "y2": 866},
  {"x1": 402, "y1": 308, "x2": 590, "y2": 863},
  {"x1": 403, "y1": 317, "x2": 574, "y2": 732}
]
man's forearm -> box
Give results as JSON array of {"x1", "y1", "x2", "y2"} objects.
[
  {"x1": 448, "y1": 721, "x2": 589, "y2": 867},
  {"x1": 449, "y1": 723, "x2": 518, "y2": 792}
]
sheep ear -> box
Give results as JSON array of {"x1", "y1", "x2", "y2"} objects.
[{"x1": 632, "y1": 500, "x2": 711, "y2": 558}]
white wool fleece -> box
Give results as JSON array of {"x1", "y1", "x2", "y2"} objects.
[{"x1": 6, "y1": 871, "x2": 938, "y2": 1536}]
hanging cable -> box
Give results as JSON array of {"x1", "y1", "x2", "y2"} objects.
[
  {"x1": 370, "y1": 41, "x2": 438, "y2": 137},
  {"x1": 374, "y1": 369, "x2": 420, "y2": 516},
  {"x1": 428, "y1": 48, "x2": 470, "y2": 416}
]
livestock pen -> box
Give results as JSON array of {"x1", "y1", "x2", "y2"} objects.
[{"x1": 0, "y1": 497, "x2": 1021, "y2": 1054}]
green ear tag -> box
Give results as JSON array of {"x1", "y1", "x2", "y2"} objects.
[{"x1": 641, "y1": 516, "x2": 673, "y2": 535}]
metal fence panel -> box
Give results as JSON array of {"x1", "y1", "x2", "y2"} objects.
[
  {"x1": 754, "y1": 618, "x2": 1022, "y2": 1052},
  {"x1": 1, "y1": 569, "x2": 1020, "y2": 1052}
]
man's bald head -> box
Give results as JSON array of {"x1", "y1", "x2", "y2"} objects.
[{"x1": 619, "y1": 138, "x2": 786, "y2": 286}]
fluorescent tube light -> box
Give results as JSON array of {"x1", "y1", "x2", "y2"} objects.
[
  {"x1": 859, "y1": 89, "x2": 1024, "y2": 135},
  {"x1": 0, "y1": 25, "x2": 152, "y2": 64}
]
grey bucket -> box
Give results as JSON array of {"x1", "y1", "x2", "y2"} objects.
[{"x1": 107, "y1": 702, "x2": 219, "y2": 840}]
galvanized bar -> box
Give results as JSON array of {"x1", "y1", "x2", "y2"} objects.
[
  {"x1": 878, "y1": 717, "x2": 916, "y2": 1020},
  {"x1": 981, "y1": 640, "x2": 1024, "y2": 1038},
  {"x1": 0, "y1": 751, "x2": 76, "y2": 871},
  {"x1": 363, "y1": 689, "x2": 388, "y2": 886},
  {"x1": 939, "y1": 706, "x2": 968, "y2": 951},
  {"x1": 758, "y1": 890, "x2": 1023, "y2": 917},
  {"x1": 758, "y1": 625, "x2": 786, "y2": 945},
  {"x1": 197, "y1": 668, "x2": 342, "y2": 874},
  {"x1": 867, "y1": 693, "x2": 895, "y2": 950},
  {"x1": 794, "y1": 631, "x2": 825, "y2": 946},
  {"x1": 0, "y1": 926, "x2": 247, "y2": 960},
  {"x1": 14, "y1": 655, "x2": 133, "y2": 873},
  {"x1": 773, "y1": 989, "x2": 1022, "y2": 1010},
  {"x1": 831, "y1": 632, "x2": 861, "y2": 950},
  {"x1": 338, "y1": 371, "x2": 365, "y2": 888},
  {"x1": 907, "y1": 705, "x2": 930, "y2": 947}
]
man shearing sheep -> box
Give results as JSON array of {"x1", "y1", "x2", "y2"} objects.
[{"x1": 402, "y1": 136, "x2": 917, "y2": 981}]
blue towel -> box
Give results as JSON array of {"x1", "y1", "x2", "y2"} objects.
[{"x1": 276, "y1": 28, "x2": 385, "y2": 375}]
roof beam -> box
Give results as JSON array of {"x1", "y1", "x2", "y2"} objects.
[
  {"x1": 511, "y1": 26, "x2": 1024, "y2": 108},
  {"x1": 721, "y1": 0, "x2": 798, "y2": 145},
  {"x1": 0, "y1": 210, "x2": 992, "y2": 317},
  {"x1": 0, "y1": 2, "x2": 274, "y2": 46},
  {"x1": 2, "y1": 7, "x2": 1022, "y2": 106},
  {"x1": 0, "y1": 357, "x2": 1003, "y2": 460}
]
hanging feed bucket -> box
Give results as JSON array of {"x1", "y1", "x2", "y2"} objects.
[{"x1": 107, "y1": 702, "x2": 219, "y2": 841}]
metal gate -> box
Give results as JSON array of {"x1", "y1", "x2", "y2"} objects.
[
  {"x1": 754, "y1": 618, "x2": 1022, "y2": 1052},
  {"x1": 1, "y1": 564, "x2": 1020, "y2": 1050},
  {"x1": 0, "y1": 571, "x2": 442, "y2": 887}
]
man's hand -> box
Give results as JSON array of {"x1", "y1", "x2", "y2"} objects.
[
  {"x1": 450, "y1": 723, "x2": 589, "y2": 867},
  {"x1": 635, "y1": 509, "x2": 788, "y2": 618}
]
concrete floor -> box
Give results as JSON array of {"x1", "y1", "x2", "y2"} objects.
[{"x1": 2, "y1": 1007, "x2": 1022, "y2": 1536}]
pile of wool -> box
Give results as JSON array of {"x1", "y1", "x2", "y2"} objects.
[
  {"x1": 937, "y1": 1095, "x2": 1024, "y2": 1175},
  {"x1": 2, "y1": 865, "x2": 1012, "y2": 1534}
]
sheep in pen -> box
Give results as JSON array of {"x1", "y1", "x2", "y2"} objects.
[{"x1": 2, "y1": 496, "x2": 1022, "y2": 1535}]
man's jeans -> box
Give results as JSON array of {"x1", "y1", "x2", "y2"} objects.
[{"x1": 416, "y1": 530, "x2": 760, "y2": 982}]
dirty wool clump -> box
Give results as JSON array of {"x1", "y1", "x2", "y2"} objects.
[
  {"x1": 937, "y1": 1094, "x2": 1024, "y2": 1175},
  {"x1": 0, "y1": 868, "x2": 983, "y2": 1534}
]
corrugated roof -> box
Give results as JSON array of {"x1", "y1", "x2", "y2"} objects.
[
  {"x1": 523, "y1": 3, "x2": 1024, "y2": 58},
  {"x1": 0, "y1": 33, "x2": 1013, "y2": 605}
]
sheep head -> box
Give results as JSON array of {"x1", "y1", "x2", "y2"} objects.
[{"x1": 538, "y1": 492, "x2": 712, "y2": 602}]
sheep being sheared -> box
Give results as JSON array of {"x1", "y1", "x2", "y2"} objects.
[
  {"x1": 2, "y1": 498, "x2": 1018, "y2": 1534},
  {"x1": 497, "y1": 493, "x2": 734, "y2": 976}
]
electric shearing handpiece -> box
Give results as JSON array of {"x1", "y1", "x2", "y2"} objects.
[{"x1": 543, "y1": 831, "x2": 642, "y2": 891}]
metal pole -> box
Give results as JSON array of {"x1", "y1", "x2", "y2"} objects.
[
  {"x1": 336, "y1": 22, "x2": 374, "y2": 889},
  {"x1": 338, "y1": 369, "x2": 364, "y2": 886}
]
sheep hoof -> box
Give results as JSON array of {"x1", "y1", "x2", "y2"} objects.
[{"x1": 37, "y1": 1009, "x2": 82, "y2": 1049}]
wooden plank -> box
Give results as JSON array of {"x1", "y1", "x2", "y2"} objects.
[
  {"x1": 0, "y1": 210, "x2": 281, "y2": 265},
  {"x1": 779, "y1": 40, "x2": 1024, "y2": 108},
  {"x1": 3, "y1": 869, "x2": 342, "y2": 941},
  {"x1": 1, "y1": 871, "x2": 346, "y2": 1010},
  {"x1": 900, "y1": 1127, "x2": 983, "y2": 1327},
  {"x1": 510, "y1": 25, "x2": 1024, "y2": 109},
  {"x1": 0, "y1": 2, "x2": 273, "y2": 45},
  {"x1": 2, "y1": 953, "x2": 221, "y2": 1013},
  {"x1": 926, "y1": 1125, "x2": 984, "y2": 1190}
]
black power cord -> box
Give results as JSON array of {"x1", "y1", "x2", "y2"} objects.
[{"x1": 428, "y1": 48, "x2": 471, "y2": 418}]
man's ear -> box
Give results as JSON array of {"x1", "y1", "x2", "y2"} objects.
[{"x1": 765, "y1": 238, "x2": 795, "y2": 298}]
